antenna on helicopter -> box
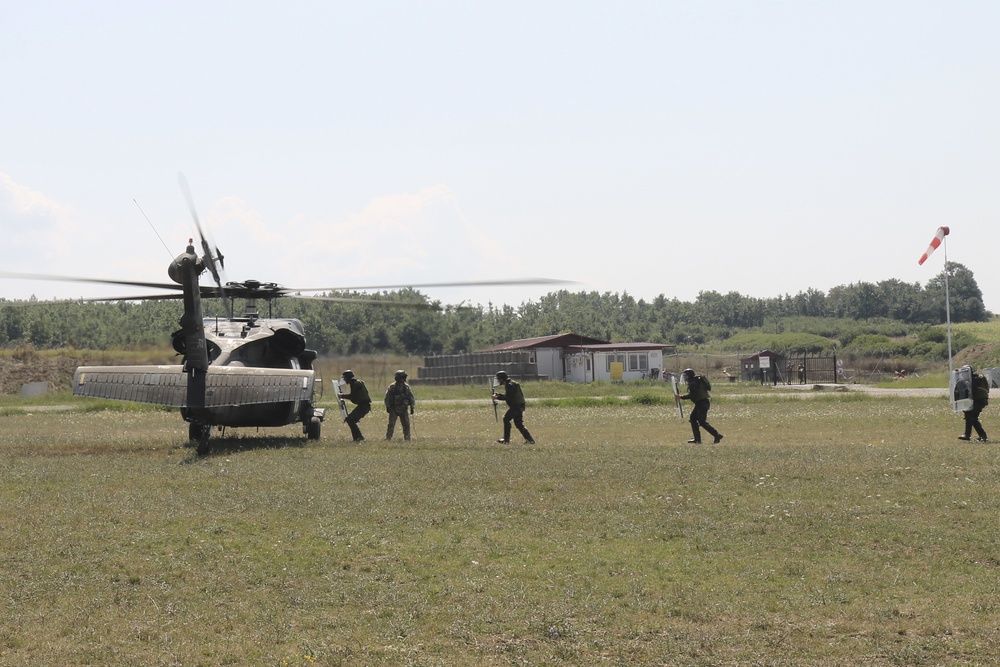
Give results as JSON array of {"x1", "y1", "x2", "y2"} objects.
[{"x1": 134, "y1": 199, "x2": 174, "y2": 260}]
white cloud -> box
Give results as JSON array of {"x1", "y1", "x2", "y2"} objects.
[
  {"x1": 0, "y1": 172, "x2": 74, "y2": 223},
  {"x1": 0, "y1": 173, "x2": 83, "y2": 274},
  {"x1": 200, "y1": 185, "x2": 509, "y2": 299}
]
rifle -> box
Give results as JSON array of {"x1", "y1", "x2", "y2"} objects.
[
  {"x1": 489, "y1": 378, "x2": 498, "y2": 422},
  {"x1": 670, "y1": 374, "x2": 684, "y2": 419},
  {"x1": 333, "y1": 380, "x2": 349, "y2": 421}
]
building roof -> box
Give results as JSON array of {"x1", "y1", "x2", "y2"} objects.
[
  {"x1": 741, "y1": 349, "x2": 787, "y2": 362},
  {"x1": 481, "y1": 332, "x2": 675, "y2": 353},
  {"x1": 566, "y1": 342, "x2": 674, "y2": 352},
  {"x1": 480, "y1": 333, "x2": 609, "y2": 351}
]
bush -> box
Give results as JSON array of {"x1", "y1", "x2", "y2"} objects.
[
  {"x1": 844, "y1": 334, "x2": 909, "y2": 356},
  {"x1": 720, "y1": 331, "x2": 838, "y2": 354}
]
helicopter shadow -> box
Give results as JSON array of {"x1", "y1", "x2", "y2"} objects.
[{"x1": 179, "y1": 434, "x2": 308, "y2": 460}]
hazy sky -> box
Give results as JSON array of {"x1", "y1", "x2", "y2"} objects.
[{"x1": 2, "y1": 1, "x2": 998, "y2": 313}]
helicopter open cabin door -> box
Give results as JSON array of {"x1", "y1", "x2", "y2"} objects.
[{"x1": 951, "y1": 365, "x2": 974, "y2": 414}]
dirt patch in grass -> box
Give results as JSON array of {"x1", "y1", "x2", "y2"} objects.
[
  {"x1": 0, "y1": 349, "x2": 177, "y2": 396},
  {"x1": 0, "y1": 350, "x2": 83, "y2": 394}
]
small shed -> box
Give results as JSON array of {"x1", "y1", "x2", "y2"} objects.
[{"x1": 740, "y1": 350, "x2": 788, "y2": 384}]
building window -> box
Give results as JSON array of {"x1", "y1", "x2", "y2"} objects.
[
  {"x1": 628, "y1": 353, "x2": 648, "y2": 372},
  {"x1": 605, "y1": 353, "x2": 625, "y2": 372}
]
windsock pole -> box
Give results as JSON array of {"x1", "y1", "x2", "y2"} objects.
[
  {"x1": 943, "y1": 236, "x2": 953, "y2": 380},
  {"x1": 918, "y1": 226, "x2": 953, "y2": 381}
]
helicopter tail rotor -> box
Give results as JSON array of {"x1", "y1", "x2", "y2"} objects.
[{"x1": 178, "y1": 173, "x2": 232, "y2": 318}]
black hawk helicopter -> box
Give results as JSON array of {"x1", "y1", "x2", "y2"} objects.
[{"x1": 2, "y1": 182, "x2": 567, "y2": 455}]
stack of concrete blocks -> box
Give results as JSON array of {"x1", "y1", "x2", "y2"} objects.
[{"x1": 416, "y1": 350, "x2": 543, "y2": 386}]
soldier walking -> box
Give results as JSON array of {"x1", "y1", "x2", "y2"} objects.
[
  {"x1": 680, "y1": 368, "x2": 723, "y2": 444},
  {"x1": 492, "y1": 370, "x2": 535, "y2": 444},
  {"x1": 959, "y1": 368, "x2": 990, "y2": 442},
  {"x1": 384, "y1": 370, "x2": 416, "y2": 441},
  {"x1": 340, "y1": 370, "x2": 371, "y2": 442}
]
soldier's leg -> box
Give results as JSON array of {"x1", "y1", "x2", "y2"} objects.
[
  {"x1": 688, "y1": 410, "x2": 702, "y2": 443},
  {"x1": 346, "y1": 415, "x2": 363, "y2": 441},
  {"x1": 512, "y1": 407, "x2": 534, "y2": 443},
  {"x1": 400, "y1": 411, "x2": 411, "y2": 440},
  {"x1": 347, "y1": 405, "x2": 368, "y2": 441},
  {"x1": 701, "y1": 415, "x2": 721, "y2": 439},
  {"x1": 502, "y1": 408, "x2": 514, "y2": 442},
  {"x1": 386, "y1": 411, "x2": 397, "y2": 440},
  {"x1": 971, "y1": 404, "x2": 988, "y2": 440}
]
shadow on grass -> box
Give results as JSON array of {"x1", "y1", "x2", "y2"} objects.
[{"x1": 181, "y1": 435, "x2": 309, "y2": 459}]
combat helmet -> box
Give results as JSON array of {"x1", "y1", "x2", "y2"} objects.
[
  {"x1": 342, "y1": 370, "x2": 355, "y2": 381},
  {"x1": 394, "y1": 370, "x2": 407, "y2": 381}
]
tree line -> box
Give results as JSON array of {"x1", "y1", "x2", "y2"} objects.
[{"x1": 0, "y1": 262, "x2": 988, "y2": 358}]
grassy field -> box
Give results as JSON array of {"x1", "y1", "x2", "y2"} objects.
[{"x1": 2, "y1": 389, "x2": 1000, "y2": 666}]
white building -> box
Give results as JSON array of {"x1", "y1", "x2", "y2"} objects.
[{"x1": 482, "y1": 334, "x2": 674, "y2": 383}]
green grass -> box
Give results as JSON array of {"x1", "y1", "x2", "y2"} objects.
[
  {"x1": 2, "y1": 392, "x2": 999, "y2": 665},
  {"x1": 953, "y1": 317, "x2": 1000, "y2": 343},
  {"x1": 874, "y1": 372, "x2": 950, "y2": 389}
]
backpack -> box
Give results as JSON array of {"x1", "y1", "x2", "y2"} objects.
[
  {"x1": 699, "y1": 375, "x2": 712, "y2": 391},
  {"x1": 973, "y1": 373, "x2": 990, "y2": 402}
]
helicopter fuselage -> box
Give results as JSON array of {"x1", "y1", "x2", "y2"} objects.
[
  {"x1": 72, "y1": 244, "x2": 327, "y2": 453},
  {"x1": 176, "y1": 315, "x2": 321, "y2": 429}
]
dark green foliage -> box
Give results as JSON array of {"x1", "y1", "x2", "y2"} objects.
[
  {"x1": 0, "y1": 262, "x2": 989, "y2": 357},
  {"x1": 923, "y1": 262, "x2": 988, "y2": 323},
  {"x1": 720, "y1": 331, "x2": 838, "y2": 354},
  {"x1": 844, "y1": 334, "x2": 909, "y2": 356},
  {"x1": 911, "y1": 326, "x2": 980, "y2": 360}
]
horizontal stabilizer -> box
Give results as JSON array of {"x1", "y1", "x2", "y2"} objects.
[{"x1": 73, "y1": 365, "x2": 315, "y2": 407}]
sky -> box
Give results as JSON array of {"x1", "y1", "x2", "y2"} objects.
[{"x1": 2, "y1": 1, "x2": 998, "y2": 314}]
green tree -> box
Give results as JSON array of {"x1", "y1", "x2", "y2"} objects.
[{"x1": 924, "y1": 261, "x2": 988, "y2": 323}]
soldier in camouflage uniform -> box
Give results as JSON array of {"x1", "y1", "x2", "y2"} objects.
[{"x1": 384, "y1": 370, "x2": 416, "y2": 441}]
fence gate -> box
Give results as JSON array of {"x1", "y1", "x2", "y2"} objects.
[{"x1": 787, "y1": 355, "x2": 838, "y2": 384}]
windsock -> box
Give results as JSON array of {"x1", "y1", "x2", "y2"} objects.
[{"x1": 918, "y1": 226, "x2": 949, "y2": 265}]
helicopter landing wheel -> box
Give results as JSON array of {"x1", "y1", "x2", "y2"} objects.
[
  {"x1": 189, "y1": 422, "x2": 211, "y2": 455},
  {"x1": 306, "y1": 416, "x2": 322, "y2": 440},
  {"x1": 196, "y1": 432, "x2": 211, "y2": 456}
]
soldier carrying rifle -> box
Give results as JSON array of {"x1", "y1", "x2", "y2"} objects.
[
  {"x1": 680, "y1": 368, "x2": 723, "y2": 445},
  {"x1": 491, "y1": 370, "x2": 535, "y2": 445}
]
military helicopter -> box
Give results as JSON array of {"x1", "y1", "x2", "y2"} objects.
[{"x1": 2, "y1": 182, "x2": 566, "y2": 455}]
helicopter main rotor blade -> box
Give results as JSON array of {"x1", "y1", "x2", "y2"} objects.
[
  {"x1": 0, "y1": 271, "x2": 182, "y2": 292},
  {"x1": 0, "y1": 293, "x2": 185, "y2": 307},
  {"x1": 286, "y1": 294, "x2": 442, "y2": 309},
  {"x1": 284, "y1": 277, "x2": 576, "y2": 293}
]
